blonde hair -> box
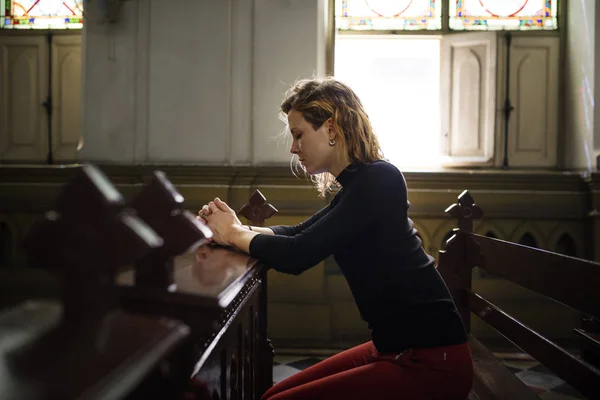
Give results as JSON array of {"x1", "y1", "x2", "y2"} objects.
[{"x1": 280, "y1": 77, "x2": 384, "y2": 197}]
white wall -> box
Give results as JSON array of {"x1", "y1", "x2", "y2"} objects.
[
  {"x1": 80, "y1": 0, "x2": 327, "y2": 165},
  {"x1": 564, "y1": 0, "x2": 596, "y2": 169},
  {"x1": 253, "y1": 0, "x2": 327, "y2": 164}
]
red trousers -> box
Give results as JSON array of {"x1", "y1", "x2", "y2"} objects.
[{"x1": 262, "y1": 341, "x2": 473, "y2": 400}]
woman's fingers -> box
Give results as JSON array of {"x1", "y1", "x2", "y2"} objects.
[
  {"x1": 198, "y1": 204, "x2": 215, "y2": 223},
  {"x1": 199, "y1": 198, "x2": 233, "y2": 216},
  {"x1": 214, "y1": 197, "x2": 231, "y2": 212}
]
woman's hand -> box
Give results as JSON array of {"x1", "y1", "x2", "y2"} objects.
[
  {"x1": 198, "y1": 198, "x2": 244, "y2": 246},
  {"x1": 197, "y1": 204, "x2": 213, "y2": 243}
]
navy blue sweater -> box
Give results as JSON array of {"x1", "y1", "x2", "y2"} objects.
[{"x1": 249, "y1": 160, "x2": 467, "y2": 352}]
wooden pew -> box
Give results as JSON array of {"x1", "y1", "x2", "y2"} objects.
[
  {"x1": 0, "y1": 165, "x2": 193, "y2": 400},
  {"x1": 117, "y1": 175, "x2": 276, "y2": 400},
  {"x1": 437, "y1": 190, "x2": 600, "y2": 400}
]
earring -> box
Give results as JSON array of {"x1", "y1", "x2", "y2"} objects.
[{"x1": 329, "y1": 139, "x2": 336, "y2": 146}]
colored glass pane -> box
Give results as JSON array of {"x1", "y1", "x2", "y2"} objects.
[
  {"x1": 1, "y1": 0, "x2": 83, "y2": 29},
  {"x1": 449, "y1": 0, "x2": 558, "y2": 30},
  {"x1": 336, "y1": 0, "x2": 442, "y2": 31}
]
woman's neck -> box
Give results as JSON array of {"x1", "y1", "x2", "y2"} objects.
[{"x1": 330, "y1": 157, "x2": 353, "y2": 178}]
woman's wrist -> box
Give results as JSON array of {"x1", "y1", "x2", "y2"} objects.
[
  {"x1": 227, "y1": 224, "x2": 246, "y2": 246},
  {"x1": 227, "y1": 224, "x2": 257, "y2": 253}
]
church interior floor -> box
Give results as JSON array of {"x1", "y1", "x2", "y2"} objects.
[{"x1": 272, "y1": 351, "x2": 588, "y2": 399}]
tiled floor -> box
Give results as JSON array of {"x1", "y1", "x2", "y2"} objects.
[
  {"x1": 492, "y1": 352, "x2": 587, "y2": 400},
  {"x1": 272, "y1": 352, "x2": 588, "y2": 399}
]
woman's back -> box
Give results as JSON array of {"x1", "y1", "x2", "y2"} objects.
[{"x1": 327, "y1": 161, "x2": 468, "y2": 352}]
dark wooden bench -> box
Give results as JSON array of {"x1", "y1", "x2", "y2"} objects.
[
  {"x1": 1, "y1": 165, "x2": 275, "y2": 400},
  {"x1": 0, "y1": 165, "x2": 193, "y2": 399},
  {"x1": 437, "y1": 190, "x2": 600, "y2": 400}
]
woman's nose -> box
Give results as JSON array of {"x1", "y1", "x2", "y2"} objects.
[{"x1": 290, "y1": 141, "x2": 299, "y2": 154}]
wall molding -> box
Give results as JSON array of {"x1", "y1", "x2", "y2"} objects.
[{"x1": 0, "y1": 165, "x2": 591, "y2": 219}]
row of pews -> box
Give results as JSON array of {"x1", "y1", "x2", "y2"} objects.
[
  {"x1": 4, "y1": 169, "x2": 599, "y2": 400},
  {"x1": 0, "y1": 165, "x2": 275, "y2": 400}
]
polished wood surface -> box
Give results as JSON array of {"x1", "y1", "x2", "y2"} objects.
[
  {"x1": 117, "y1": 245, "x2": 263, "y2": 338},
  {"x1": 0, "y1": 301, "x2": 191, "y2": 400},
  {"x1": 119, "y1": 246, "x2": 259, "y2": 301}
]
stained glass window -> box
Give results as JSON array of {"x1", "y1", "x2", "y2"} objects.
[
  {"x1": 1, "y1": 0, "x2": 83, "y2": 29},
  {"x1": 336, "y1": 0, "x2": 442, "y2": 31},
  {"x1": 449, "y1": 0, "x2": 558, "y2": 30}
]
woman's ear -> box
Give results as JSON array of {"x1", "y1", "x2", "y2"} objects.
[{"x1": 326, "y1": 118, "x2": 335, "y2": 138}]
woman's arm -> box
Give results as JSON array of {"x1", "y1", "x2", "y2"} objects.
[
  {"x1": 228, "y1": 226, "x2": 259, "y2": 253},
  {"x1": 208, "y1": 191, "x2": 376, "y2": 273},
  {"x1": 267, "y1": 203, "x2": 333, "y2": 236},
  {"x1": 200, "y1": 199, "x2": 333, "y2": 238},
  {"x1": 245, "y1": 226, "x2": 274, "y2": 235},
  {"x1": 249, "y1": 166, "x2": 405, "y2": 274}
]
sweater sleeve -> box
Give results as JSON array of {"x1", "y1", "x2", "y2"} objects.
[
  {"x1": 250, "y1": 167, "x2": 403, "y2": 274},
  {"x1": 269, "y1": 202, "x2": 333, "y2": 236}
]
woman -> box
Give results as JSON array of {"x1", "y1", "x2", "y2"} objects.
[{"x1": 198, "y1": 77, "x2": 473, "y2": 399}]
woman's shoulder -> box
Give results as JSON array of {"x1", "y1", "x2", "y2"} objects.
[
  {"x1": 351, "y1": 160, "x2": 408, "y2": 200},
  {"x1": 353, "y1": 160, "x2": 406, "y2": 191},
  {"x1": 363, "y1": 160, "x2": 403, "y2": 179}
]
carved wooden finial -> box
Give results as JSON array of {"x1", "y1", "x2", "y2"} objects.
[
  {"x1": 24, "y1": 164, "x2": 162, "y2": 323},
  {"x1": 132, "y1": 171, "x2": 213, "y2": 289},
  {"x1": 238, "y1": 190, "x2": 278, "y2": 227},
  {"x1": 444, "y1": 190, "x2": 483, "y2": 233}
]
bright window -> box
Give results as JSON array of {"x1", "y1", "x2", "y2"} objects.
[{"x1": 334, "y1": 36, "x2": 442, "y2": 170}]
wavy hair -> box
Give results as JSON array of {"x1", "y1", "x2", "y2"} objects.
[{"x1": 280, "y1": 77, "x2": 384, "y2": 196}]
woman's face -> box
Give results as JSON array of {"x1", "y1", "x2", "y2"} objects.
[{"x1": 288, "y1": 109, "x2": 336, "y2": 175}]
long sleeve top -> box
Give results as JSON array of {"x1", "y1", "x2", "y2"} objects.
[{"x1": 249, "y1": 160, "x2": 468, "y2": 353}]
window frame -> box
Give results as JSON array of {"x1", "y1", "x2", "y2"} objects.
[
  {"x1": 0, "y1": 0, "x2": 84, "y2": 30},
  {"x1": 326, "y1": 0, "x2": 566, "y2": 169}
]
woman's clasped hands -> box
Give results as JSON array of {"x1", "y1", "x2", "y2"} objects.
[{"x1": 197, "y1": 198, "x2": 244, "y2": 246}]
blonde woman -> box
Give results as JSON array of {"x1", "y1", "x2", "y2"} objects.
[{"x1": 199, "y1": 77, "x2": 472, "y2": 400}]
